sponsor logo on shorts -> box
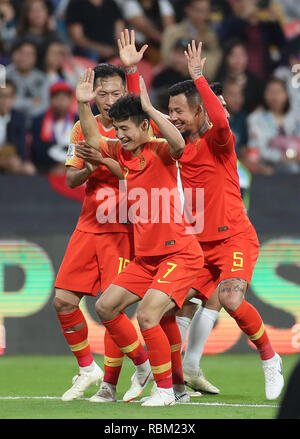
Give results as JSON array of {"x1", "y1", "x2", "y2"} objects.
[
  {"x1": 157, "y1": 279, "x2": 171, "y2": 284},
  {"x1": 230, "y1": 268, "x2": 243, "y2": 272}
]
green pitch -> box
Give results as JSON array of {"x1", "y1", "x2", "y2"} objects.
[{"x1": 0, "y1": 353, "x2": 298, "y2": 419}]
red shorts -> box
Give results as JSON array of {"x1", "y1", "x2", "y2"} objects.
[
  {"x1": 55, "y1": 229, "x2": 134, "y2": 296},
  {"x1": 193, "y1": 225, "x2": 259, "y2": 302},
  {"x1": 112, "y1": 238, "x2": 203, "y2": 308}
]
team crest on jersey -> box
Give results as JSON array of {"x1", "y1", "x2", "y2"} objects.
[{"x1": 139, "y1": 154, "x2": 146, "y2": 170}]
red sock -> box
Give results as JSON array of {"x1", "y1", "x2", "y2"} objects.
[
  {"x1": 229, "y1": 300, "x2": 275, "y2": 360},
  {"x1": 141, "y1": 324, "x2": 172, "y2": 389},
  {"x1": 57, "y1": 308, "x2": 93, "y2": 367},
  {"x1": 160, "y1": 315, "x2": 184, "y2": 386},
  {"x1": 103, "y1": 313, "x2": 148, "y2": 366},
  {"x1": 104, "y1": 329, "x2": 124, "y2": 385}
]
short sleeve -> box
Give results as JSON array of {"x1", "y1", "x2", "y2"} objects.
[
  {"x1": 65, "y1": 121, "x2": 85, "y2": 168},
  {"x1": 149, "y1": 138, "x2": 175, "y2": 165},
  {"x1": 98, "y1": 137, "x2": 122, "y2": 161}
]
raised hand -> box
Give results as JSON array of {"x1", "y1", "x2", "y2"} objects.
[
  {"x1": 184, "y1": 40, "x2": 206, "y2": 81},
  {"x1": 117, "y1": 28, "x2": 148, "y2": 70},
  {"x1": 76, "y1": 68, "x2": 99, "y2": 104}
]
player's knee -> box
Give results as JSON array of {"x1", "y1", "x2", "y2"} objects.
[
  {"x1": 95, "y1": 298, "x2": 110, "y2": 321},
  {"x1": 53, "y1": 295, "x2": 76, "y2": 314},
  {"x1": 218, "y1": 279, "x2": 246, "y2": 313},
  {"x1": 137, "y1": 308, "x2": 157, "y2": 330}
]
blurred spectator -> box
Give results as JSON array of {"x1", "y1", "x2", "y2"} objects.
[
  {"x1": 274, "y1": 36, "x2": 300, "y2": 116},
  {"x1": 30, "y1": 80, "x2": 76, "y2": 173},
  {"x1": 0, "y1": 0, "x2": 17, "y2": 56},
  {"x1": 6, "y1": 39, "x2": 49, "y2": 127},
  {"x1": 150, "y1": 37, "x2": 190, "y2": 113},
  {"x1": 65, "y1": 0, "x2": 124, "y2": 62},
  {"x1": 247, "y1": 77, "x2": 300, "y2": 174},
  {"x1": 41, "y1": 38, "x2": 80, "y2": 88},
  {"x1": 217, "y1": 0, "x2": 286, "y2": 80},
  {"x1": 215, "y1": 39, "x2": 265, "y2": 113},
  {"x1": 115, "y1": 0, "x2": 175, "y2": 65},
  {"x1": 274, "y1": 0, "x2": 300, "y2": 21},
  {"x1": 0, "y1": 79, "x2": 36, "y2": 175},
  {"x1": 161, "y1": 0, "x2": 222, "y2": 82},
  {"x1": 172, "y1": 0, "x2": 233, "y2": 24},
  {"x1": 17, "y1": 0, "x2": 59, "y2": 57}
]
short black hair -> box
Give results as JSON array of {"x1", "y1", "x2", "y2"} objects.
[
  {"x1": 209, "y1": 82, "x2": 223, "y2": 96},
  {"x1": 169, "y1": 80, "x2": 203, "y2": 107},
  {"x1": 169, "y1": 79, "x2": 223, "y2": 106},
  {"x1": 108, "y1": 94, "x2": 150, "y2": 126},
  {"x1": 93, "y1": 63, "x2": 126, "y2": 87}
]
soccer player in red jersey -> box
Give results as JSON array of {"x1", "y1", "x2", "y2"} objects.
[
  {"x1": 169, "y1": 41, "x2": 284, "y2": 400},
  {"x1": 54, "y1": 64, "x2": 140, "y2": 403},
  {"x1": 124, "y1": 34, "x2": 284, "y2": 400},
  {"x1": 76, "y1": 71, "x2": 204, "y2": 406}
]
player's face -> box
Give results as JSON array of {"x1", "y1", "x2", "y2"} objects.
[
  {"x1": 94, "y1": 76, "x2": 126, "y2": 119},
  {"x1": 113, "y1": 118, "x2": 149, "y2": 155},
  {"x1": 168, "y1": 94, "x2": 203, "y2": 137}
]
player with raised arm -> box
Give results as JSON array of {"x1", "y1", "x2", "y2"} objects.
[
  {"x1": 171, "y1": 41, "x2": 284, "y2": 401},
  {"x1": 76, "y1": 72, "x2": 204, "y2": 407},
  {"x1": 116, "y1": 28, "x2": 191, "y2": 402},
  {"x1": 123, "y1": 33, "x2": 284, "y2": 400},
  {"x1": 53, "y1": 64, "x2": 139, "y2": 403}
]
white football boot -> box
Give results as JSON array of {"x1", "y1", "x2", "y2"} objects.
[
  {"x1": 174, "y1": 390, "x2": 190, "y2": 403},
  {"x1": 262, "y1": 353, "x2": 284, "y2": 400},
  {"x1": 183, "y1": 368, "x2": 220, "y2": 394},
  {"x1": 61, "y1": 362, "x2": 104, "y2": 401},
  {"x1": 89, "y1": 382, "x2": 117, "y2": 402},
  {"x1": 141, "y1": 387, "x2": 175, "y2": 406},
  {"x1": 149, "y1": 382, "x2": 193, "y2": 402},
  {"x1": 123, "y1": 369, "x2": 153, "y2": 402}
]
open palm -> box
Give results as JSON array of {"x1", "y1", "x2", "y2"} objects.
[
  {"x1": 117, "y1": 29, "x2": 148, "y2": 68},
  {"x1": 76, "y1": 68, "x2": 98, "y2": 103}
]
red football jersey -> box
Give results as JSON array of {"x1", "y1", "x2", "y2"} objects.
[
  {"x1": 179, "y1": 129, "x2": 251, "y2": 242},
  {"x1": 99, "y1": 137, "x2": 194, "y2": 256},
  {"x1": 65, "y1": 116, "x2": 132, "y2": 234}
]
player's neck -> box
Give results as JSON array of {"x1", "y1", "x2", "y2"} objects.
[
  {"x1": 188, "y1": 120, "x2": 211, "y2": 142},
  {"x1": 99, "y1": 114, "x2": 114, "y2": 131}
]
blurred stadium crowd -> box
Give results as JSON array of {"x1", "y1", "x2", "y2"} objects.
[{"x1": 0, "y1": 0, "x2": 299, "y2": 178}]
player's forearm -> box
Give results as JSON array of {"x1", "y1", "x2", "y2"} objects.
[
  {"x1": 78, "y1": 102, "x2": 101, "y2": 150},
  {"x1": 126, "y1": 68, "x2": 140, "y2": 94},
  {"x1": 66, "y1": 166, "x2": 91, "y2": 188},
  {"x1": 194, "y1": 76, "x2": 230, "y2": 143},
  {"x1": 101, "y1": 157, "x2": 124, "y2": 180},
  {"x1": 147, "y1": 106, "x2": 185, "y2": 157}
]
